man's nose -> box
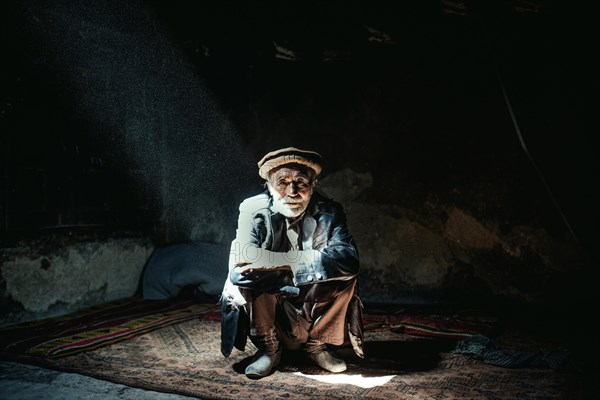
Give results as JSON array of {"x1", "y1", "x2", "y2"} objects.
[{"x1": 286, "y1": 182, "x2": 298, "y2": 196}]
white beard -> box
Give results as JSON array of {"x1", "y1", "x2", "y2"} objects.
[{"x1": 268, "y1": 187, "x2": 310, "y2": 219}]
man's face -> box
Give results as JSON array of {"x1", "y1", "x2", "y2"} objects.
[{"x1": 267, "y1": 164, "x2": 315, "y2": 219}]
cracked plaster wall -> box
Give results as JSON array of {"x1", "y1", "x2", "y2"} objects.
[
  {"x1": 0, "y1": 238, "x2": 153, "y2": 324},
  {"x1": 319, "y1": 169, "x2": 585, "y2": 305}
]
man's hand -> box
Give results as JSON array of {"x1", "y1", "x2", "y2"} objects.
[{"x1": 234, "y1": 261, "x2": 291, "y2": 275}]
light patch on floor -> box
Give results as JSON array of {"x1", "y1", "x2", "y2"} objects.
[{"x1": 293, "y1": 372, "x2": 396, "y2": 388}]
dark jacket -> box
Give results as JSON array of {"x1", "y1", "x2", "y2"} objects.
[{"x1": 220, "y1": 191, "x2": 364, "y2": 358}]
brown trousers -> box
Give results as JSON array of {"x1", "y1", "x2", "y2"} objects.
[{"x1": 240, "y1": 278, "x2": 357, "y2": 351}]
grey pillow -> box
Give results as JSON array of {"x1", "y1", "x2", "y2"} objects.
[{"x1": 142, "y1": 242, "x2": 229, "y2": 300}]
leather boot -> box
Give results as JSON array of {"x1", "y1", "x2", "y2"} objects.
[
  {"x1": 245, "y1": 348, "x2": 281, "y2": 378},
  {"x1": 306, "y1": 350, "x2": 347, "y2": 373},
  {"x1": 304, "y1": 339, "x2": 347, "y2": 373}
]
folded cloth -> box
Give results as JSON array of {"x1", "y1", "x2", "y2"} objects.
[{"x1": 454, "y1": 335, "x2": 571, "y2": 369}]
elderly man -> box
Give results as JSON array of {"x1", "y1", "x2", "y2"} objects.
[{"x1": 220, "y1": 147, "x2": 364, "y2": 379}]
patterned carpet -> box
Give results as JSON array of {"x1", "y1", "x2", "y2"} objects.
[
  {"x1": 0, "y1": 298, "x2": 493, "y2": 360},
  {"x1": 38, "y1": 319, "x2": 582, "y2": 399},
  {"x1": 0, "y1": 298, "x2": 588, "y2": 399},
  {"x1": 0, "y1": 298, "x2": 218, "y2": 359}
]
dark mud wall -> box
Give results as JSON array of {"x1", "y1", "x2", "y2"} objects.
[{"x1": 1, "y1": 1, "x2": 597, "y2": 321}]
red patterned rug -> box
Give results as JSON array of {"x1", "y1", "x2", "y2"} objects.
[
  {"x1": 18, "y1": 319, "x2": 585, "y2": 399},
  {"x1": 0, "y1": 297, "x2": 493, "y2": 360},
  {"x1": 0, "y1": 298, "x2": 587, "y2": 399},
  {"x1": 0, "y1": 298, "x2": 220, "y2": 359}
]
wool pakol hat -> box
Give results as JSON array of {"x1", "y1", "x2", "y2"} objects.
[{"x1": 257, "y1": 147, "x2": 322, "y2": 179}]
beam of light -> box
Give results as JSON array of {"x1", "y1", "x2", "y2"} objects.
[
  {"x1": 292, "y1": 372, "x2": 396, "y2": 388},
  {"x1": 16, "y1": 0, "x2": 258, "y2": 243}
]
